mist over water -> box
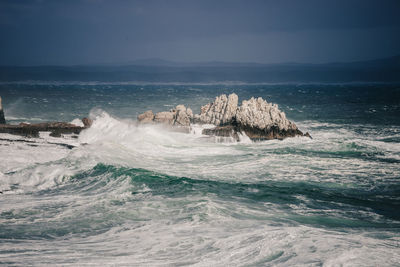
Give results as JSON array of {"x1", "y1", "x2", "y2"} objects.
[{"x1": 0, "y1": 83, "x2": 400, "y2": 266}]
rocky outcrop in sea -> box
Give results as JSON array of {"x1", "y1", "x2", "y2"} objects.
[
  {"x1": 0, "y1": 93, "x2": 310, "y2": 141},
  {"x1": 138, "y1": 93, "x2": 311, "y2": 141},
  {"x1": 0, "y1": 120, "x2": 92, "y2": 138},
  {"x1": 0, "y1": 96, "x2": 93, "y2": 137}
]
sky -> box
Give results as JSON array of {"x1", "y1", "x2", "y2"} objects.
[{"x1": 0, "y1": 0, "x2": 399, "y2": 65}]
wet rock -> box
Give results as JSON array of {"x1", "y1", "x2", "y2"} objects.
[
  {"x1": 202, "y1": 125, "x2": 239, "y2": 141},
  {"x1": 0, "y1": 122, "x2": 86, "y2": 138},
  {"x1": 237, "y1": 124, "x2": 304, "y2": 141},
  {"x1": 0, "y1": 96, "x2": 5, "y2": 124},
  {"x1": 304, "y1": 132, "x2": 312, "y2": 139},
  {"x1": 82, "y1": 117, "x2": 93, "y2": 128},
  {"x1": 0, "y1": 97, "x2": 93, "y2": 138},
  {"x1": 49, "y1": 131, "x2": 62, "y2": 137}
]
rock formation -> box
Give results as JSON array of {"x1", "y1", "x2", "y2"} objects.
[
  {"x1": 194, "y1": 93, "x2": 238, "y2": 125},
  {"x1": 0, "y1": 121, "x2": 88, "y2": 138},
  {"x1": 234, "y1": 97, "x2": 304, "y2": 140},
  {"x1": 138, "y1": 93, "x2": 311, "y2": 141},
  {"x1": 174, "y1": 105, "x2": 192, "y2": 126},
  {"x1": 0, "y1": 96, "x2": 5, "y2": 124}
]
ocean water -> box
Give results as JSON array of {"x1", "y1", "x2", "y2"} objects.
[{"x1": 0, "y1": 82, "x2": 399, "y2": 266}]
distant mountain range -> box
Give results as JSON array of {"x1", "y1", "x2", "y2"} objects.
[
  {"x1": 0, "y1": 55, "x2": 399, "y2": 83},
  {"x1": 98, "y1": 55, "x2": 400, "y2": 68},
  {"x1": 107, "y1": 58, "x2": 269, "y2": 67}
]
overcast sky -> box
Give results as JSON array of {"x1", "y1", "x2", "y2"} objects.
[{"x1": 1, "y1": 0, "x2": 399, "y2": 65}]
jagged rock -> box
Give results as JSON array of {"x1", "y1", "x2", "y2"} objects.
[
  {"x1": 201, "y1": 95, "x2": 309, "y2": 141},
  {"x1": 198, "y1": 93, "x2": 238, "y2": 125},
  {"x1": 137, "y1": 110, "x2": 155, "y2": 123},
  {"x1": 0, "y1": 96, "x2": 5, "y2": 124},
  {"x1": 236, "y1": 97, "x2": 304, "y2": 140},
  {"x1": 136, "y1": 93, "x2": 310, "y2": 141},
  {"x1": 233, "y1": 96, "x2": 304, "y2": 140},
  {"x1": 174, "y1": 105, "x2": 191, "y2": 126},
  {"x1": 236, "y1": 97, "x2": 295, "y2": 131},
  {"x1": 138, "y1": 105, "x2": 192, "y2": 127}
]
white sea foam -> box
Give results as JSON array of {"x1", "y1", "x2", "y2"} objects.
[
  {"x1": 2, "y1": 110, "x2": 399, "y2": 192},
  {"x1": 1, "y1": 111, "x2": 400, "y2": 265}
]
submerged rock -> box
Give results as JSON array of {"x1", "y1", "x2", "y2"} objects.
[{"x1": 202, "y1": 125, "x2": 240, "y2": 141}]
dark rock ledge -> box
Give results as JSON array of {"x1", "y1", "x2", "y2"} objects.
[
  {"x1": 0, "y1": 96, "x2": 5, "y2": 124},
  {"x1": 0, "y1": 96, "x2": 92, "y2": 138},
  {"x1": 138, "y1": 93, "x2": 311, "y2": 141}
]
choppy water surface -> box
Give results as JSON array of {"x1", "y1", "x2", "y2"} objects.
[{"x1": 0, "y1": 83, "x2": 399, "y2": 266}]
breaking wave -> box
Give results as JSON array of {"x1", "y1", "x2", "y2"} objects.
[{"x1": 1, "y1": 110, "x2": 400, "y2": 265}]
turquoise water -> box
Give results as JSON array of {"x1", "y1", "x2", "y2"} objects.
[{"x1": 0, "y1": 83, "x2": 399, "y2": 265}]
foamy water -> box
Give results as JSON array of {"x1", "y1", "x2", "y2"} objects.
[{"x1": 0, "y1": 83, "x2": 399, "y2": 266}]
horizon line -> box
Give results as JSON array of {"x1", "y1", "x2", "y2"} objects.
[{"x1": 0, "y1": 54, "x2": 399, "y2": 68}]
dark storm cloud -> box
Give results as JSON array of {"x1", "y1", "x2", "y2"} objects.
[{"x1": 1, "y1": 0, "x2": 399, "y2": 65}]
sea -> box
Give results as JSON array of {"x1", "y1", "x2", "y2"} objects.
[{"x1": 0, "y1": 82, "x2": 399, "y2": 266}]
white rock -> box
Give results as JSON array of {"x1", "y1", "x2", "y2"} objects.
[
  {"x1": 236, "y1": 97, "x2": 297, "y2": 131},
  {"x1": 154, "y1": 111, "x2": 175, "y2": 125},
  {"x1": 198, "y1": 93, "x2": 238, "y2": 125},
  {"x1": 174, "y1": 105, "x2": 190, "y2": 126}
]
